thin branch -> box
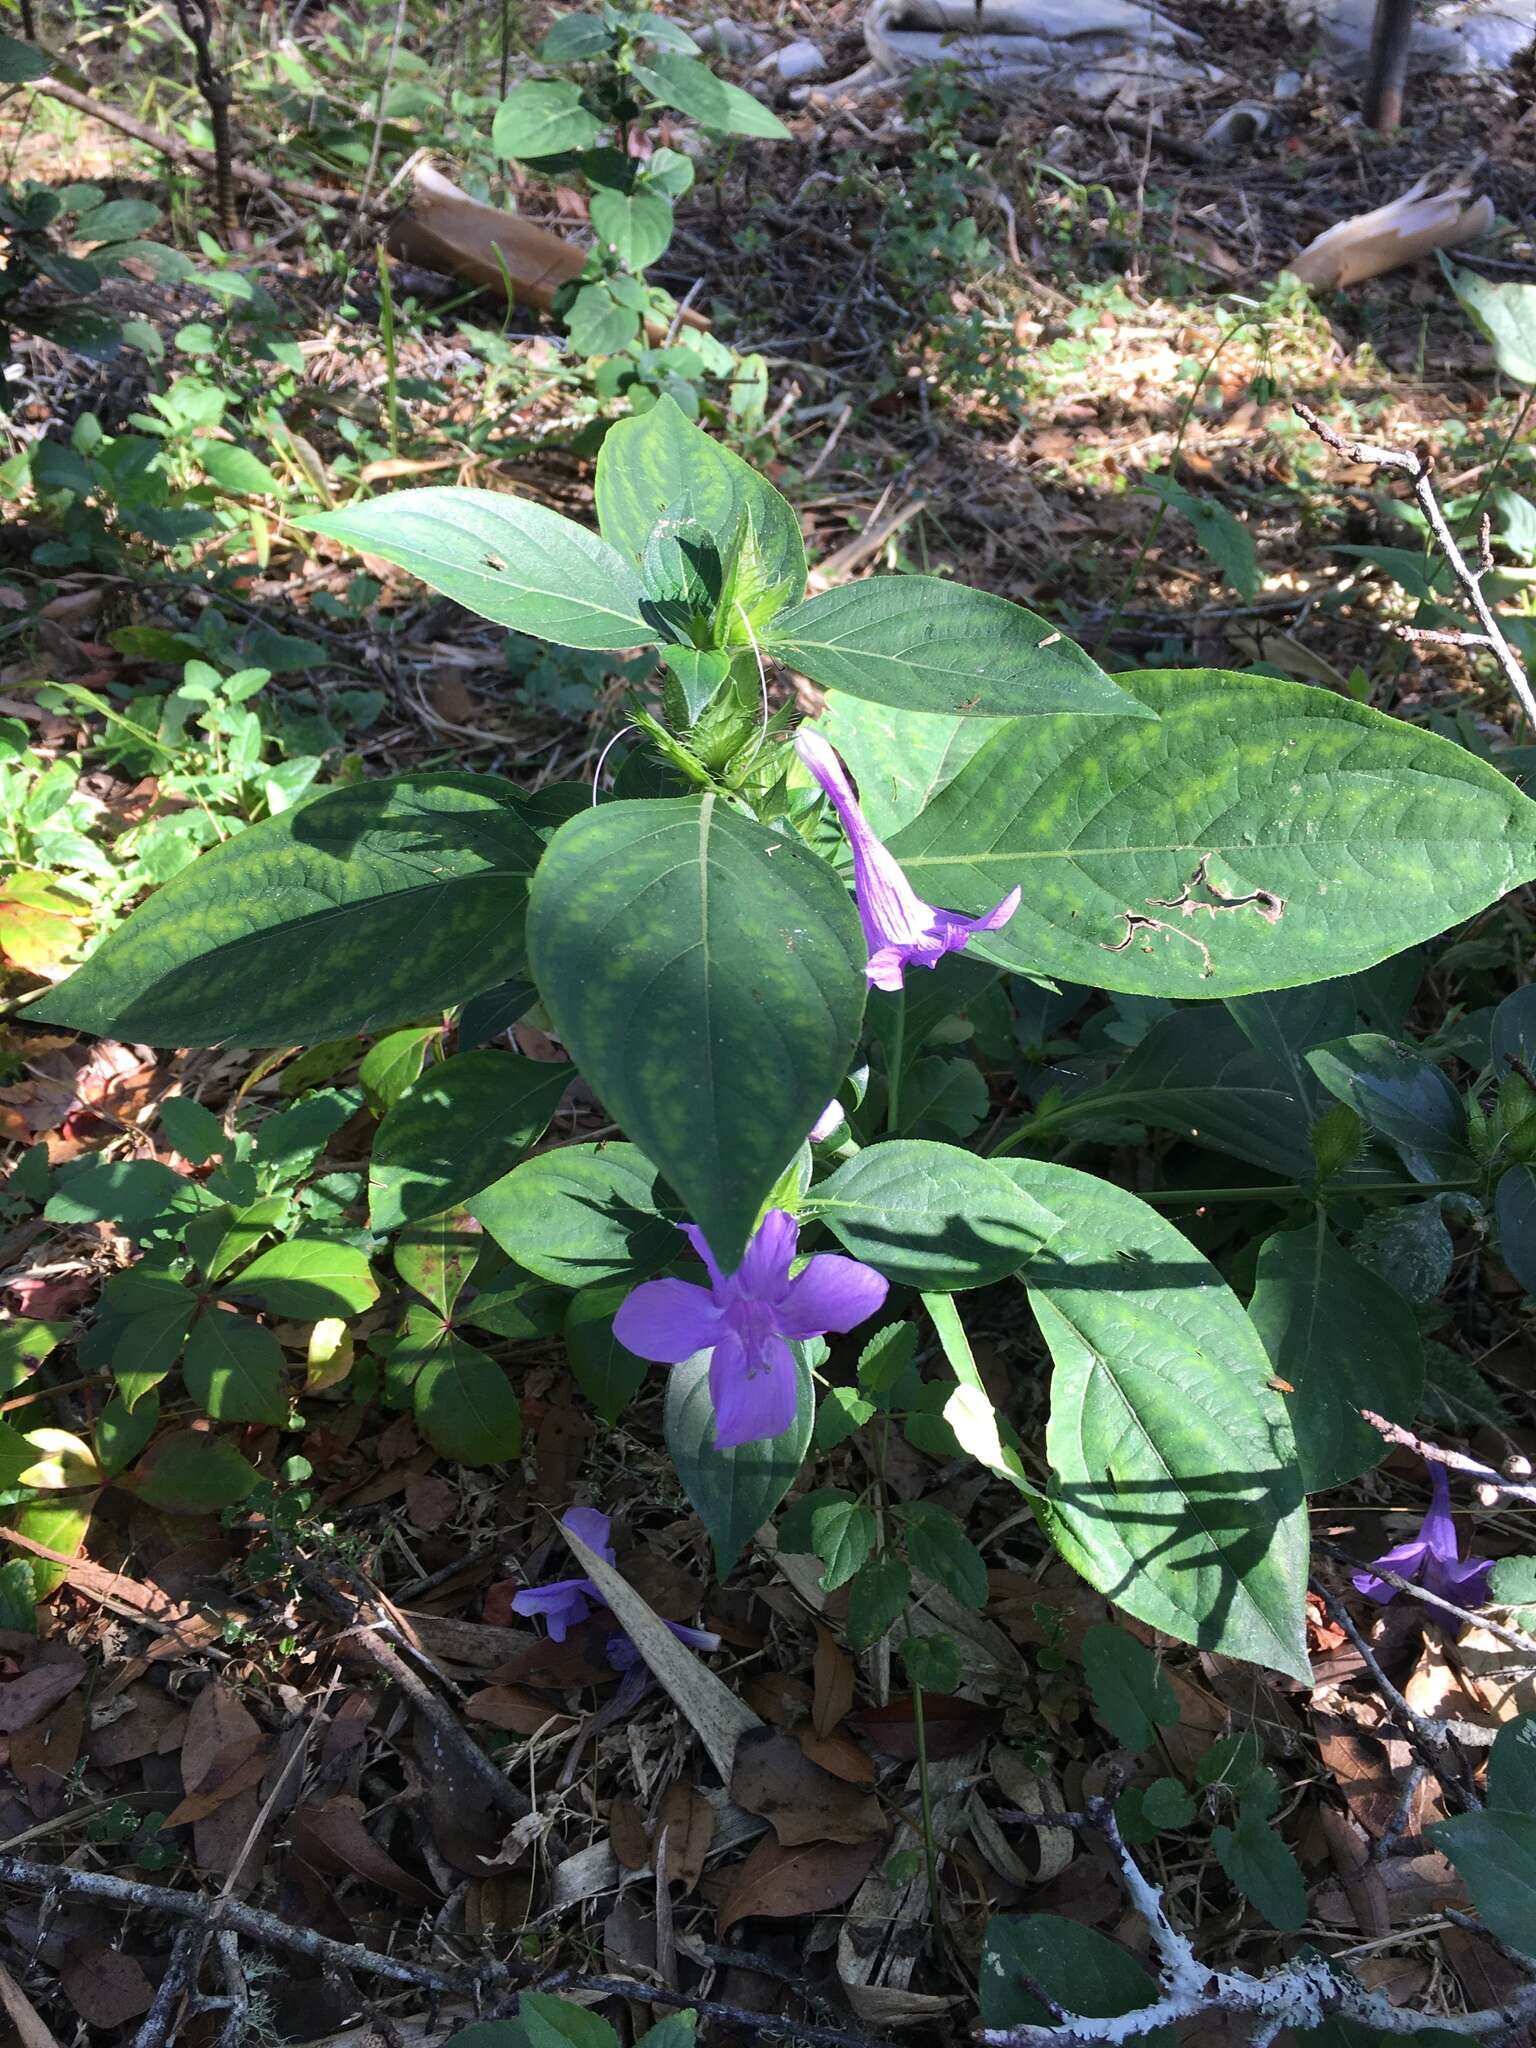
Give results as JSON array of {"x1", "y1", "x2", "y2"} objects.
[
  {"x1": 130, "y1": 1922, "x2": 207, "y2": 2048},
  {"x1": 1292, "y1": 402, "x2": 1536, "y2": 732},
  {"x1": 1358, "y1": 1411, "x2": 1536, "y2": 1507},
  {"x1": 1316, "y1": 1539, "x2": 1536, "y2": 1659}
]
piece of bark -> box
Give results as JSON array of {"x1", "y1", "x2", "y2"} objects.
[{"x1": 1290, "y1": 177, "x2": 1493, "y2": 289}]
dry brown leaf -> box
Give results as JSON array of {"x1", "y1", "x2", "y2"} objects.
[
  {"x1": 561, "y1": 1517, "x2": 760, "y2": 1780},
  {"x1": 59, "y1": 1947, "x2": 154, "y2": 2028},
  {"x1": 162, "y1": 1734, "x2": 272, "y2": 1827},
  {"x1": 743, "y1": 1673, "x2": 814, "y2": 1725},
  {"x1": 182, "y1": 1681, "x2": 264, "y2": 1881},
  {"x1": 653, "y1": 1782, "x2": 715, "y2": 1894},
  {"x1": 1314, "y1": 1849, "x2": 1465, "y2": 1927},
  {"x1": 608, "y1": 1796, "x2": 650, "y2": 1871},
  {"x1": 1316, "y1": 1804, "x2": 1389, "y2": 1939},
  {"x1": 88, "y1": 1684, "x2": 187, "y2": 1766},
  {"x1": 718, "y1": 1832, "x2": 884, "y2": 1936},
  {"x1": 852, "y1": 1693, "x2": 1002, "y2": 1762},
  {"x1": 10, "y1": 1692, "x2": 83, "y2": 1813},
  {"x1": 0, "y1": 1654, "x2": 84, "y2": 1733},
  {"x1": 989, "y1": 1750, "x2": 1074, "y2": 1882},
  {"x1": 404, "y1": 1471, "x2": 458, "y2": 1532},
  {"x1": 465, "y1": 1685, "x2": 575, "y2": 1736},
  {"x1": 812, "y1": 1624, "x2": 855, "y2": 1739},
  {"x1": 730, "y1": 1728, "x2": 885, "y2": 1848},
  {"x1": 1442, "y1": 1924, "x2": 1530, "y2": 2012},
  {"x1": 290, "y1": 1795, "x2": 437, "y2": 1905},
  {"x1": 798, "y1": 1724, "x2": 877, "y2": 1784},
  {"x1": 0, "y1": 1959, "x2": 63, "y2": 2048}
]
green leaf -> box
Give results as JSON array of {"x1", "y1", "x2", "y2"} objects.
[
  {"x1": 539, "y1": 12, "x2": 616, "y2": 59},
  {"x1": 816, "y1": 1140, "x2": 1038, "y2": 1292},
  {"x1": 811, "y1": 1497, "x2": 876, "y2": 1591},
  {"x1": 94, "y1": 1391, "x2": 159, "y2": 1479},
  {"x1": 358, "y1": 1027, "x2": 437, "y2": 1115},
  {"x1": 491, "y1": 79, "x2": 602, "y2": 159},
  {"x1": 34, "y1": 775, "x2": 542, "y2": 1046},
  {"x1": 0, "y1": 31, "x2": 50, "y2": 81},
  {"x1": 369, "y1": 1050, "x2": 570, "y2": 1231},
  {"x1": 1142, "y1": 1777, "x2": 1196, "y2": 1829},
  {"x1": 1000, "y1": 1159, "x2": 1310, "y2": 1681},
  {"x1": 1493, "y1": 984, "x2": 1536, "y2": 1072},
  {"x1": 1307, "y1": 1034, "x2": 1472, "y2": 1183},
  {"x1": 900, "y1": 1632, "x2": 961, "y2": 1692},
  {"x1": 225, "y1": 1239, "x2": 378, "y2": 1318},
  {"x1": 527, "y1": 794, "x2": 866, "y2": 1269},
  {"x1": 0, "y1": 1560, "x2": 37, "y2": 1633},
  {"x1": 133, "y1": 1429, "x2": 258, "y2": 1511},
  {"x1": 1036, "y1": 1006, "x2": 1321, "y2": 1179},
  {"x1": 415, "y1": 1335, "x2": 522, "y2": 1464},
  {"x1": 1490, "y1": 1557, "x2": 1536, "y2": 1607},
  {"x1": 630, "y1": 51, "x2": 790, "y2": 138},
  {"x1": 815, "y1": 691, "x2": 993, "y2": 838},
  {"x1": 74, "y1": 197, "x2": 160, "y2": 242},
  {"x1": 47, "y1": 1159, "x2": 206, "y2": 1228},
  {"x1": 1248, "y1": 1223, "x2": 1423, "y2": 1492},
  {"x1": 183, "y1": 1309, "x2": 289, "y2": 1426},
  {"x1": 1442, "y1": 257, "x2": 1536, "y2": 386},
  {"x1": 563, "y1": 1283, "x2": 650, "y2": 1424},
  {"x1": 892, "y1": 1501, "x2": 987, "y2": 1607},
  {"x1": 1081, "y1": 1623, "x2": 1178, "y2": 1750},
  {"x1": 301, "y1": 490, "x2": 651, "y2": 650},
  {"x1": 1138, "y1": 475, "x2": 1259, "y2": 600},
  {"x1": 980, "y1": 1915, "x2": 1171, "y2": 2042},
  {"x1": 565, "y1": 282, "x2": 641, "y2": 358},
  {"x1": 1489, "y1": 1715, "x2": 1536, "y2": 1812},
  {"x1": 662, "y1": 646, "x2": 731, "y2": 724},
  {"x1": 768, "y1": 581, "x2": 1140, "y2": 720},
  {"x1": 200, "y1": 442, "x2": 282, "y2": 496},
  {"x1": 594, "y1": 396, "x2": 804, "y2": 618},
  {"x1": 394, "y1": 1207, "x2": 481, "y2": 1320},
  {"x1": 521, "y1": 1995, "x2": 618, "y2": 2048},
  {"x1": 888, "y1": 668, "x2": 1536, "y2": 998},
  {"x1": 847, "y1": 1554, "x2": 910, "y2": 1650},
  {"x1": 0, "y1": 1319, "x2": 70, "y2": 1397},
  {"x1": 590, "y1": 185, "x2": 673, "y2": 270},
  {"x1": 1429, "y1": 1808, "x2": 1536, "y2": 1959},
  {"x1": 1212, "y1": 1804, "x2": 1307, "y2": 1931},
  {"x1": 13, "y1": 1499, "x2": 90, "y2": 1598},
  {"x1": 158, "y1": 1095, "x2": 226, "y2": 1163},
  {"x1": 1498, "y1": 1165, "x2": 1536, "y2": 1295},
  {"x1": 664, "y1": 1343, "x2": 813, "y2": 1571},
  {"x1": 470, "y1": 1141, "x2": 680, "y2": 1286}
]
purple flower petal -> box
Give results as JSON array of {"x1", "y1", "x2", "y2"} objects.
[
  {"x1": 709, "y1": 1327, "x2": 798, "y2": 1447},
  {"x1": 667, "y1": 1621, "x2": 722, "y2": 1653},
  {"x1": 777, "y1": 1252, "x2": 889, "y2": 1339},
  {"x1": 1429, "y1": 1552, "x2": 1494, "y2": 1607},
  {"x1": 679, "y1": 1222, "x2": 725, "y2": 1292},
  {"x1": 560, "y1": 1505, "x2": 615, "y2": 1562},
  {"x1": 810, "y1": 1098, "x2": 846, "y2": 1144},
  {"x1": 1419, "y1": 1462, "x2": 1459, "y2": 1563},
  {"x1": 613, "y1": 1276, "x2": 722, "y2": 1362},
  {"x1": 511, "y1": 1578, "x2": 598, "y2": 1641},
  {"x1": 795, "y1": 727, "x2": 1022, "y2": 991},
  {"x1": 738, "y1": 1209, "x2": 798, "y2": 1298}
]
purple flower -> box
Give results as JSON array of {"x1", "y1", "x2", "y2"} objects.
[
  {"x1": 613, "y1": 1208, "x2": 888, "y2": 1449},
  {"x1": 1352, "y1": 1462, "x2": 1492, "y2": 1611},
  {"x1": 509, "y1": 1505, "x2": 723, "y2": 1672},
  {"x1": 510, "y1": 1505, "x2": 614, "y2": 1641},
  {"x1": 606, "y1": 1621, "x2": 721, "y2": 1673},
  {"x1": 794, "y1": 727, "x2": 1021, "y2": 992}
]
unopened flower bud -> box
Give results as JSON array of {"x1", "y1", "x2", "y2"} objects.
[
  {"x1": 1505, "y1": 1454, "x2": 1534, "y2": 1481},
  {"x1": 1476, "y1": 1482, "x2": 1502, "y2": 1508}
]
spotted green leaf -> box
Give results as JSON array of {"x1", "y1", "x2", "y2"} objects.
[
  {"x1": 369, "y1": 1049, "x2": 571, "y2": 1231},
  {"x1": 527, "y1": 794, "x2": 866, "y2": 1270},
  {"x1": 33, "y1": 774, "x2": 543, "y2": 1046},
  {"x1": 301, "y1": 490, "x2": 651, "y2": 650},
  {"x1": 888, "y1": 669, "x2": 1536, "y2": 999}
]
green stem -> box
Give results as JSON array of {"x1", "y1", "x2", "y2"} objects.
[
  {"x1": 377, "y1": 244, "x2": 401, "y2": 460},
  {"x1": 1136, "y1": 1177, "x2": 1478, "y2": 1207},
  {"x1": 1092, "y1": 317, "x2": 1256, "y2": 659},
  {"x1": 910, "y1": 1683, "x2": 943, "y2": 1955},
  {"x1": 886, "y1": 992, "x2": 906, "y2": 1134}
]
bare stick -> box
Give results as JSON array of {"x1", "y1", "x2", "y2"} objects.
[
  {"x1": 170, "y1": 0, "x2": 239, "y2": 239},
  {"x1": 1293, "y1": 402, "x2": 1536, "y2": 732},
  {"x1": 296, "y1": 1559, "x2": 530, "y2": 1823},
  {"x1": 131, "y1": 1922, "x2": 207, "y2": 2048},
  {"x1": 1358, "y1": 1410, "x2": 1536, "y2": 1507},
  {"x1": 1363, "y1": 0, "x2": 1416, "y2": 129}
]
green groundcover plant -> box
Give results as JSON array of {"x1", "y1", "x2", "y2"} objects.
[{"x1": 33, "y1": 396, "x2": 1536, "y2": 1681}]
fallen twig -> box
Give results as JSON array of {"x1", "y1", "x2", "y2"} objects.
[
  {"x1": 1358, "y1": 1410, "x2": 1536, "y2": 1508},
  {"x1": 1293, "y1": 402, "x2": 1536, "y2": 731}
]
